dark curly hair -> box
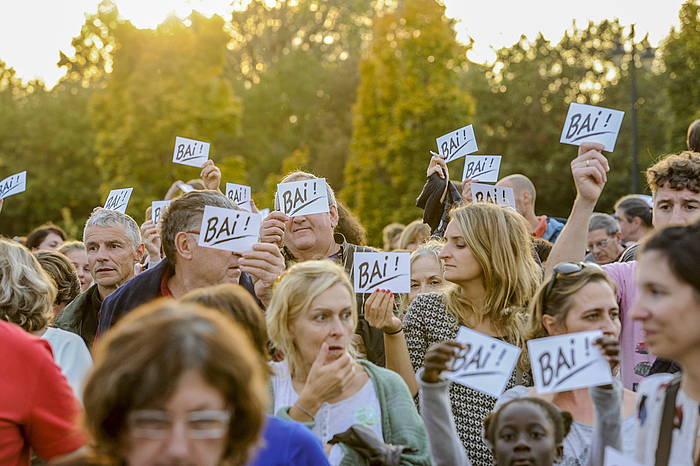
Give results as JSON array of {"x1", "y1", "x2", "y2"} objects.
[
  {"x1": 484, "y1": 397, "x2": 573, "y2": 447},
  {"x1": 646, "y1": 151, "x2": 700, "y2": 194}
]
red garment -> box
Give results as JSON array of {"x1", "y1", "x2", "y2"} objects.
[
  {"x1": 0, "y1": 321, "x2": 86, "y2": 465},
  {"x1": 532, "y1": 215, "x2": 548, "y2": 238},
  {"x1": 160, "y1": 263, "x2": 174, "y2": 297}
]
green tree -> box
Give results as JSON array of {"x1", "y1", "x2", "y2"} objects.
[
  {"x1": 343, "y1": 0, "x2": 475, "y2": 245},
  {"x1": 89, "y1": 12, "x2": 244, "y2": 220},
  {"x1": 661, "y1": 0, "x2": 700, "y2": 148}
]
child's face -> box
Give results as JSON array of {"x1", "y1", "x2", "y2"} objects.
[{"x1": 492, "y1": 402, "x2": 562, "y2": 466}]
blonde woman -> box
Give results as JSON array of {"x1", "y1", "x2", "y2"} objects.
[
  {"x1": 398, "y1": 220, "x2": 431, "y2": 251},
  {"x1": 0, "y1": 239, "x2": 92, "y2": 400},
  {"x1": 366, "y1": 203, "x2": 541, "y2": 466},
  {"x1": 266, "y1": 260, "x2": 431, "y2": 466}
]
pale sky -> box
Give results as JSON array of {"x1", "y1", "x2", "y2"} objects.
[{"x1": 0, "y1": 0, "x2": 685, "y2": 88}]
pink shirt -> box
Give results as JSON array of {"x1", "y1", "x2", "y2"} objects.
[{"x1": 603, "y1": 261, "x2": 655, "y2": 390}]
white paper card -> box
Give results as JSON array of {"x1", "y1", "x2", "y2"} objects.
[
  {"x1": 470, "y1": 182, "x2": 515, "y2": 208},
  {"x1": 436, "y1": 124, "x2": 478, "y2": 163},
  {"x1": 353, "y1": 252, "x2": 410, "y2": 294},
  {"x1": 172, "y1": 136, "x2": 210, "y2": 167},
  {"x1": 198, "y1": 206, "x2": 261, "y2": 253},
  {"x1": 462, "y1": 156, "x2": 502, "y2": 182},
  {"x1": 0, "y1": 171, "x2": 27, "y2": 200},
  {"x1": 444, "y1": 326, "x2": 521, "y2": 397},
  {"x1": 604, "y1": 447, "x2": 641, "y2": 466},
  {"x1": 151, "y1": 200, "x2": 171, "y2": 224},
  {"x1": 176, "y1": 180, "x2": 195, "y2": 193},
  {"x1": 560, "y1": 103, "x2": 625, "y2": 152},
  {"x1": 225, "y1": 183, "x2": 252, "y2": 208},
  {"x1": 259, "y1": 208, "x2": 270, "y2": 219},
  {"x1": 276, "y1": 178, "x2": 329, "y2": 217},
  {"x1": 104, "y1": 188, "x2": 133, "y2": 214},
  {"x1": 528, "y1": 330, "x2": 612, "y2": 394}
]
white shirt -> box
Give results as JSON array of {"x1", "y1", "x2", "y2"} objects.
[
  {"x1": 271, "y1": 361, "x2": 383, "y2": 465},
  {"x1": 41, "y1": 327, "x2": 92, "y2": 401}
]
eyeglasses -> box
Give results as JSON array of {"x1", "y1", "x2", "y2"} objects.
[
  {"x1": 587, "y1": 237, "x2": 612, "y2": 252},
  {"x1": 543, "y1": 261, "x2": 603, "y2": 302},
  {"x1": 128, "y1": 409, "x2": 232, "y2": 439}
]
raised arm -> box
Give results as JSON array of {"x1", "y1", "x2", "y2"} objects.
[{"x1": 544, "y1": 142, "x2": 609, "y2": 277}]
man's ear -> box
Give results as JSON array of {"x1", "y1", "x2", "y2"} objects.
[
  {"x1": 174, "y1": 231, "x2": 194, "y2": 261},
  {"x1": 135, "y1": 243, "x2": 146, "y2": 261},
  {"x1": 614, "y1": 231, "x2": 623, "y2": 244},
  {"x1": 329, "y1": 205, "x2": 339, "y2": 229},
  {"x1": 522, "y1": 190, "x2": 532, "y2": 207}
]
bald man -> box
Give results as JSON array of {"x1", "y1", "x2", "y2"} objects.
[{"x1": 496, "y1": 174, "x2": 564, "y2": 242}]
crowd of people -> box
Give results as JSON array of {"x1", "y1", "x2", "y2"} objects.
[{"x1": 1, "y1": 118, "x2": 699, "y2": 466}]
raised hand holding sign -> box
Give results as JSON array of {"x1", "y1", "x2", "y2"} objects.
[
  {"x1": 435, "y1": 124, "x2": 478, "y2": 163},
  {"x1": 527, "y1": 330, "x2": 613, "y2": 394},
  {"x1": 560, "y1": 103, "x2": 624, "y2": 152},
  {"x1": 353, "y1": 252, "x2": 410, "y2": 294},
  {"x1": 172, "y1": 136, "x2": 210, "y2": 168},
  {"x1": 443, "y1": 326, "x2": 521, "y2": 397},
  {"x1": 104, "y1": 188, "x2": 133, "y2": 214},
  {"x1": 225, "y1": 183, "x2": 252, "y2": 209},
  {"x1": 198, "y1": 206, "x2": 261, "y2": 253},
  {"x1": 0, "y1": 171, "x2": 27, "y2": 200},
  {"x1": 276, "y1": 178, "x2": 329, "y2": 217}
]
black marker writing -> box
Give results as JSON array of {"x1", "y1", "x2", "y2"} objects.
[
  {"x1": 0, "y1": 174, "x2": 23, "y2": 198},
  {"x1": 565, "y1": 110, "x2": 615, "y2": 141},
  {"x1": 281, "y1": 181, "x2": 324, "y2": 216},
  {"x1": 175, "y1": 142, "x2": 207, "y2": 162},
  {"x1": 452, "y1": 343, "x2": 506, "y2": 376},
  {"x1": 204, "y1": 213, "x2": 254, "y2": 245},
  {"x1": 463, "y1": 158, "x2": 496, "y2": 180},
  {"x1": 357, "y1": 255, "x2": 405, "y2": 290},
  {"x1": 441, "y1": 128, "x2": 473, "y2": 161},
  {"x1": 538, "y1": 336, "x2": 601, "y2": 388}
]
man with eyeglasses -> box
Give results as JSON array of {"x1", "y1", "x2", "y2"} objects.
[
  {"x1": 585, "y1": 213, "x2": 625, "y2": 265},
  {"x1": 546, "y1": 144, "x2": 700, "y2": 390},
  {"x1": 97, "y1": 190, "x2": 285, "y2": 334}
]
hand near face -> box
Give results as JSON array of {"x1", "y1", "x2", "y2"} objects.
[
  {"x1": 594, "y1": 335, "x2": 620, "y2": 388},
  {"x1": 240, "y1": 242, "x2": 285, "y2": 307},
  {"x1": 572, "y1": 142, "x2": 609, "y2": 204},
  {"x1": 200, "y1": 160, "x2": 222, "y2": 192},
  {"x1": 460, "y1": 178, "x2": 477, "y2": 203},
  {"x1": 297, "y1": 342, "x2": 356, "y2": 412},
  {"x1": 422, "y1": 341, "x2": 466, "y2": 384},
  {"x1": 259, "y1": 211, "x2": 288, "y2": 248},
  {"x1": 364, "y1": 290, "x2": 401, "y2": 333}
]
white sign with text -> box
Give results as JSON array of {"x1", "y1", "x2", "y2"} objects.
[
  {"x1": 276, "y1": 178, "x2": 329, "y2": 217},
  {"x1": 470, "y1": 182, "x2": 516, "y2": 208},
  {"x1": 436, "y1": 124, "x2": 478, "y2": 163},
  {"x1": 528, "y1": 330, "x2": 612, "y2": 394},
  {"x1": 225, "y1": 183, "x2": 252, "y2": 208},
  {"x1": 604, "y1": 447, "x2": 641, "y2": 466},
  {"x1": 172, "y1": 136, "x2": 210, "y2": 167},
  {"x1": 560, "y1": 103, "x2": 625, "y2": 152},
  {"x1": 151, "y1": 200, "x2": 171, "y2": 224},
  {"x1": 104, "y1": 188, "x2": 133, "y2": 214},
  {"x1": 0, "y1": 171, "x2": 27, "y2": 200},
  {"x1": 462, "y1": 155, "x2": 502, "y2": 182},
  {"x1": 198, "y1": 206, "x2": 260, "y2": 253},
  {"x1": 444, "y1": 326, "x2": 521, "y2": 398},
  {"x1": 353, "y1": 252, "x2": 410, "y2": 294}
]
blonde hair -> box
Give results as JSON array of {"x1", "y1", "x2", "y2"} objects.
[
  {"x1": 0, "y1": 238, "x2": 56, "y2": 331},
  {"x1": 266, "y1": 260, "x2": 356, "y2": 376},
  {"x1": 443, "y1": 203, "x2": 541, "y2": 352},
  {"x1": 399, "y1": 220, "x2": 431, "y2": 250}
]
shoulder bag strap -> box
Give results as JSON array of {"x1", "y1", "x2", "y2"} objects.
[{"x1": 655, "y1": 375, "x2": 682, "y2": 466}]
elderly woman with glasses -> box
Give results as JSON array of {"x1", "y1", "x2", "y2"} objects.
[
  {"x1": 418, "y1": 261, "x2": 638, "y2": 465},
  {"x1": 82, "y1": 299, "x2": 268, "y2": 466}
]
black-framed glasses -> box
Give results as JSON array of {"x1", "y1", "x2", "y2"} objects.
[{"x1": 544, "y1": 261, "x2": 603, "y2": 301}]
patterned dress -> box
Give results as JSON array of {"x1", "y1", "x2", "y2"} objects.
[{"x1": 404, "y1": 293, "x2": 528, "y2": 466}]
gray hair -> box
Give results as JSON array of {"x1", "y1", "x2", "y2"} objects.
[
  {"x1": 161, "y1": 190, "x2": 237, "y2": 266},
  {"x1": 275, "y1": 171, "x2": 338, "y2": 209},
  {"x1": 588, "y1": 213, "x2": 620, "y2": 235},
  {"x1": 83, "y1": 209, "x2": 142, "y2": 252},
  {"x1": 410, "y1": 240, "x2": 445, "y2": 273}
]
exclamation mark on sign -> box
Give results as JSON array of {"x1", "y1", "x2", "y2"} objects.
[
  {"x1": 604, "y1": 114, "x2": 612, "y2": 128},
  {"x1": 495, "y1": 349, "x2": 507, "y2": 366},
  {"x1": 394, "y1": 256, "x2": 399, "y2": 272},
  {"x1": 243, "y1": 215, "x2": 251, "y2": 231}
]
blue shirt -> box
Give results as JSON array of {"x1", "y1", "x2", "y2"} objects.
[{"x1": 249, "y1": 416, "x2": 329, "y2": 466}]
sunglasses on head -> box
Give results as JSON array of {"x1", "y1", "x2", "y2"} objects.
[{"x1": 543, "y1": 261, "x2": 603, "y2": 301}]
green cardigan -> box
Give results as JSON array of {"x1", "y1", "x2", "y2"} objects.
[{"x1": 273, "y1": 360, "x2": 432, "y2": 466}]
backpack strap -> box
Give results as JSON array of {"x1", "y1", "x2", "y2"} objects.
[{"x1": 655, "y1": 374, "x2": 683, "y2": 466}]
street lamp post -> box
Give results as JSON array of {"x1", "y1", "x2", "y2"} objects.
[{"x1": 612, "y1": 25, "x2": 655, "y2": 194}]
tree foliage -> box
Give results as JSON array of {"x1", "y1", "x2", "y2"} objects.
[{"x1": 343, "y1": 0, "x2": 475, "y2": 245}]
